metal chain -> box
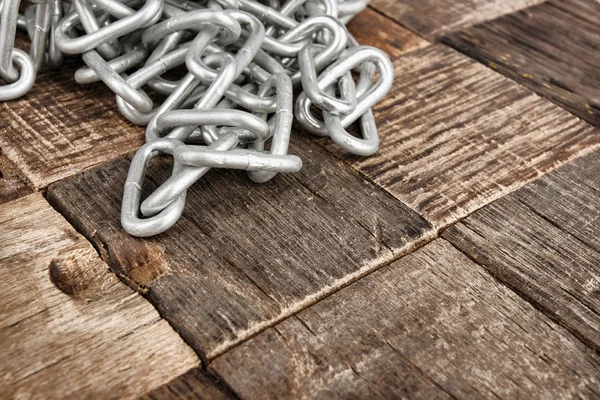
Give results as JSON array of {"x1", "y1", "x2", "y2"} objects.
[{"x1": 0, "y1": 0, "x2": 394, "y2": 237}]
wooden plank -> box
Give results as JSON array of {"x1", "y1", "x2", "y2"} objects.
[
  {"x1": 0, "y1": 153, "x2": 31, "y2": 204},
  {"x1": 369, "y1": 0, "x2": 544, "y2": 38},
  {"x1": 140, "y1": 368, "x2": 238, "y2": 400},
  {"x1": 210, "y1": 239, "x2": 600, "y2": 399},
  {"x1": 443, "y1": 149, "x2": 600, "y2": 350},
  {"x1": 443, "y1": 0, "x2": 600, "y2": 128},
  {"x1": 320, "y1": 44, "x2": 600, "y2": 229},
  {"x1": 346, "y1": 8, "x2": 430, "y2": 60},
  {"x1": 47, "y1": 134, "x2": 433, "y2": 361},
  {"x1": 0, "y1": 194, "x2": 199, "y2": 399},
  {"x1": 0, "y1": 34, "x2": 144, "y2": 190}
]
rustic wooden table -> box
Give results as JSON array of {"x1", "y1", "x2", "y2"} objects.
[{"x1": 1, "y1": 0, "x2": 600, "y2": 398}]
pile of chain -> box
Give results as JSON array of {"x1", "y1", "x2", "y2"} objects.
[{"x1": 0, "y1": 0, "x2": 394, "y2": 237}]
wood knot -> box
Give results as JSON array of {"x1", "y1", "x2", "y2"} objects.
[
  {"x1": 109, "y1": 239, "x2": 170, "y2": 293},
  {"x1": 49, "y1": 247, "x2": 110, "y2": 300}
]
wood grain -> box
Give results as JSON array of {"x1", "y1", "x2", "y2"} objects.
[
  {"x1": 0, "y1": 34, "x2": 144, "y2": 190},
  {"x1": 444, "y1": 149, "x2": 600, "y2": 350},
  {"x1": 47, "y1": 134, "x2": 433, "y2": 360},
  {"x1": 346, "y1": 8, "x2": 430, "y2": 60},
  {"x1": 210, "y1": 239, "x2": 600, "y2": 399},
  {"x1": 443, "y1": 0, "x2": 600, "y2": 128},
  {"x1": 0, "y1": 194, "x2": 199, "y2": 399},
  {"x1": 0, "y1": 153, "x2": 31, "y2": 204},
  {"x1": 321, "y1": 44, "x2": 600, "y2": 229},
  {"x1": 140, "y1": 368, "x2": 238, "y2": 400},
  {"x1": 369, "y1": 0, "x2": 544, "y2": 38}
]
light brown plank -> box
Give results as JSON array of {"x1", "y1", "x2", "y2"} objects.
[
  {"x1": 47, "y1": 134, "x2": 433, "y2": 361},
  {"x1": 443, "y1": 149, "x2": 600, "y2": 350},
  {"x1": 210, "y1": 239, "x2": 600, "y2": 399},
  {"x1": 346, "y1": 8, "x2": 430, "y2": 60},
  {"x1": 321, "y1": 44, "x2": 600, "y2": 229},
  {"x1": 443, "y1": 0, "x2": 600, "y2": 128},
  {"x1": 0, "y1": 153, "x2": 31, "y2": 204},
  {"x1": 369, "y1": 0, "x2": 545, "y2": 38},
  {"x1": 0, "y1": 34, "x2": 144, "y2": 190},
  {"x1": 140, "y1": 368, "x2": 238, "y2": 400},
  {"x1": 0, "y1": 194, "x2": 199, "y2": 399}
]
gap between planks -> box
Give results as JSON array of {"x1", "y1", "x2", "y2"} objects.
[
  {"x1": 42, "y1": 143, "x2": 599, "y2": 366},
  {"x1": 47, "y1": 176, "x2": 437, "y2": 361},
  {"x1": 202, "y1": 143, "x2": 600, "y2": 365}
]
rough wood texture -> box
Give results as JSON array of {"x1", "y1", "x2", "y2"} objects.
[
  {"x1": 47, "y1": 134, "x2": 433, "y2": 360},
  {"x1": 443, "y1": 0, "x2": 600, "y2": 128},
  {"x1": 0, "y1": 34, "x2": 144, "y2": 190},
  {"x1": 0, "y1": 194, "x2": 199, "y2": 399},
  {"x1": 444, "y1": 149, "x2": 600, "y2": 350},
  {"x1": 321, "y1": 45, "x2": 600, "y2": 229},
  {"x1": 210, "y1": 239, "x2": 600, "y2": 399},
  {"x1": 369, "y1": 0, "x2": 544, "y2": 38},
  {"x1": 0, "y1": 153, "x2": 31, "y2": 204},
  {"x1": 346, "y1": 8, "x2": 430, "y2": 60},
  {"x1": 140, "y1": 368, "x2": 238, "y2": 400}
]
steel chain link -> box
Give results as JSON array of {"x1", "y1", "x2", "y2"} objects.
[{"x1": 0, "y1": 0, "x2": 393, "y2": 236}]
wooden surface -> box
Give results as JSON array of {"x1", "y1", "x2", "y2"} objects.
[
  {"x1": 140, "y1": 369, "x2": 237, "y2": 400},
  {"x1": 210, "y1": 239, "x2": 600, "y2": 399},
  {"x1": 369, "y1": 0, "x2": 544, "y2": 38},
  {"x1": 444, "y1": 149, "x2": 600, "y2": 350},
  {"x1": 47, "y1": 134, "x2": 433, "y2": 361},
  {"x1": 443, "y1": 0, "x2": 600, "y2": 128},
  {"x1": 345, "y1": 8, "x2": 430, "y2": 60},
  {"x1": 3, "y1": 2, "x2": 600, "y2": 398},
  {"x1": 0, "y1": 194, "x2": 199, "y2": 399},
  {"x1": 0, "y1": 154, "x2": 31, "y2": 204},
  {"x1": 0, "y1": 35, "x2": 144, "y2": 190},
  {"x1": 321, "y1": 44, "x2": 600, "y2": 229}
]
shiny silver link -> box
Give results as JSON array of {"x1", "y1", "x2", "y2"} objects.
[
  {"x1": 0, "y1": 0, "x2": 394, "y2": 236},
  {"x1": 0, "y1": 49, "x2": 36, "y2": 100},
  {"x1": 0, "y1": 0, "x2": 24, "y2": 82},
  {"x1": 295, "y1": 45, "x2": 393, "y2": 155},
  {"x1": 121, "y1": 138, "x2": 186, "y2": 237},
  {"x1": 54, "y1": 0, "x2": 163, "y2": 54}
]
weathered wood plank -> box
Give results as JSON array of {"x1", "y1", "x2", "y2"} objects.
[
  {"x1": 140, "y1": 368, "x2": 238, "y2": 400},
  {"x1": 47, "y1": 133, "x2": 433, "y2": 360},
  {"x1": 0, "y1": 153, "x2": 31, "y2": 204},
  {"x1": 210, "y1": 239, "x2": 600, "y2": 399},
  {"x1": 321, "y1": 44, "x2": 600, "y2": 229},
  {"x1": 369, "y1": 0, "x2": 544, "y2": 38},
  {"x1": 0, "y1": 34, "x2": 144, "y2": 190},
  {"x1": 443, "y1": 0, "x2": 600, "y2": 128},
  {"x1": 0, "y1": 194, "x2": 199, "y2": 399},
  {"x1": 346, "y1": 8, "x2": 430, "y2": 60},
  {"x1": 443, "y1": 149, "x2": 600, "y2": 350}
]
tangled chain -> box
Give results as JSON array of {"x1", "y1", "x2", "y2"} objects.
[{"x1": 0, "y1": 0, "x2": 394, "y2": 237}]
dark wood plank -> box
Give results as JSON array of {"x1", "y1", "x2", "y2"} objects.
[
  {"x1": 443, "y1": 149, "x2": 600, "y2": 351},
  {"x1": 443, "y1": 0, "x2": 600, "y2": 128},
  {"x1": 346, "y1": 7, "x2": 430, "y2": 60},
  {"x1": 47, "y1": 133, "x2": 433, "y2": 361},
  {"x1": 319, "y1": 44, "x2": 600, "y2": 229},
  {"x1": 0, "y1": 153, "x2": 31, "y2": 204},
  {"x1": 0, "y1": 34, "x2": 144, "y2": 190},
  {"x1": 210, "y1": 239, "x2": 600, "y2": 399},
  {"x1": 0, "y1": 194, "x2": 199, "y2": 399},
  {"x1": 140, "y1": 368, "x2": 238, "y2": 400},
  {"x1": 369, "y1": 0, "x2": 544, "y2": 38}
]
